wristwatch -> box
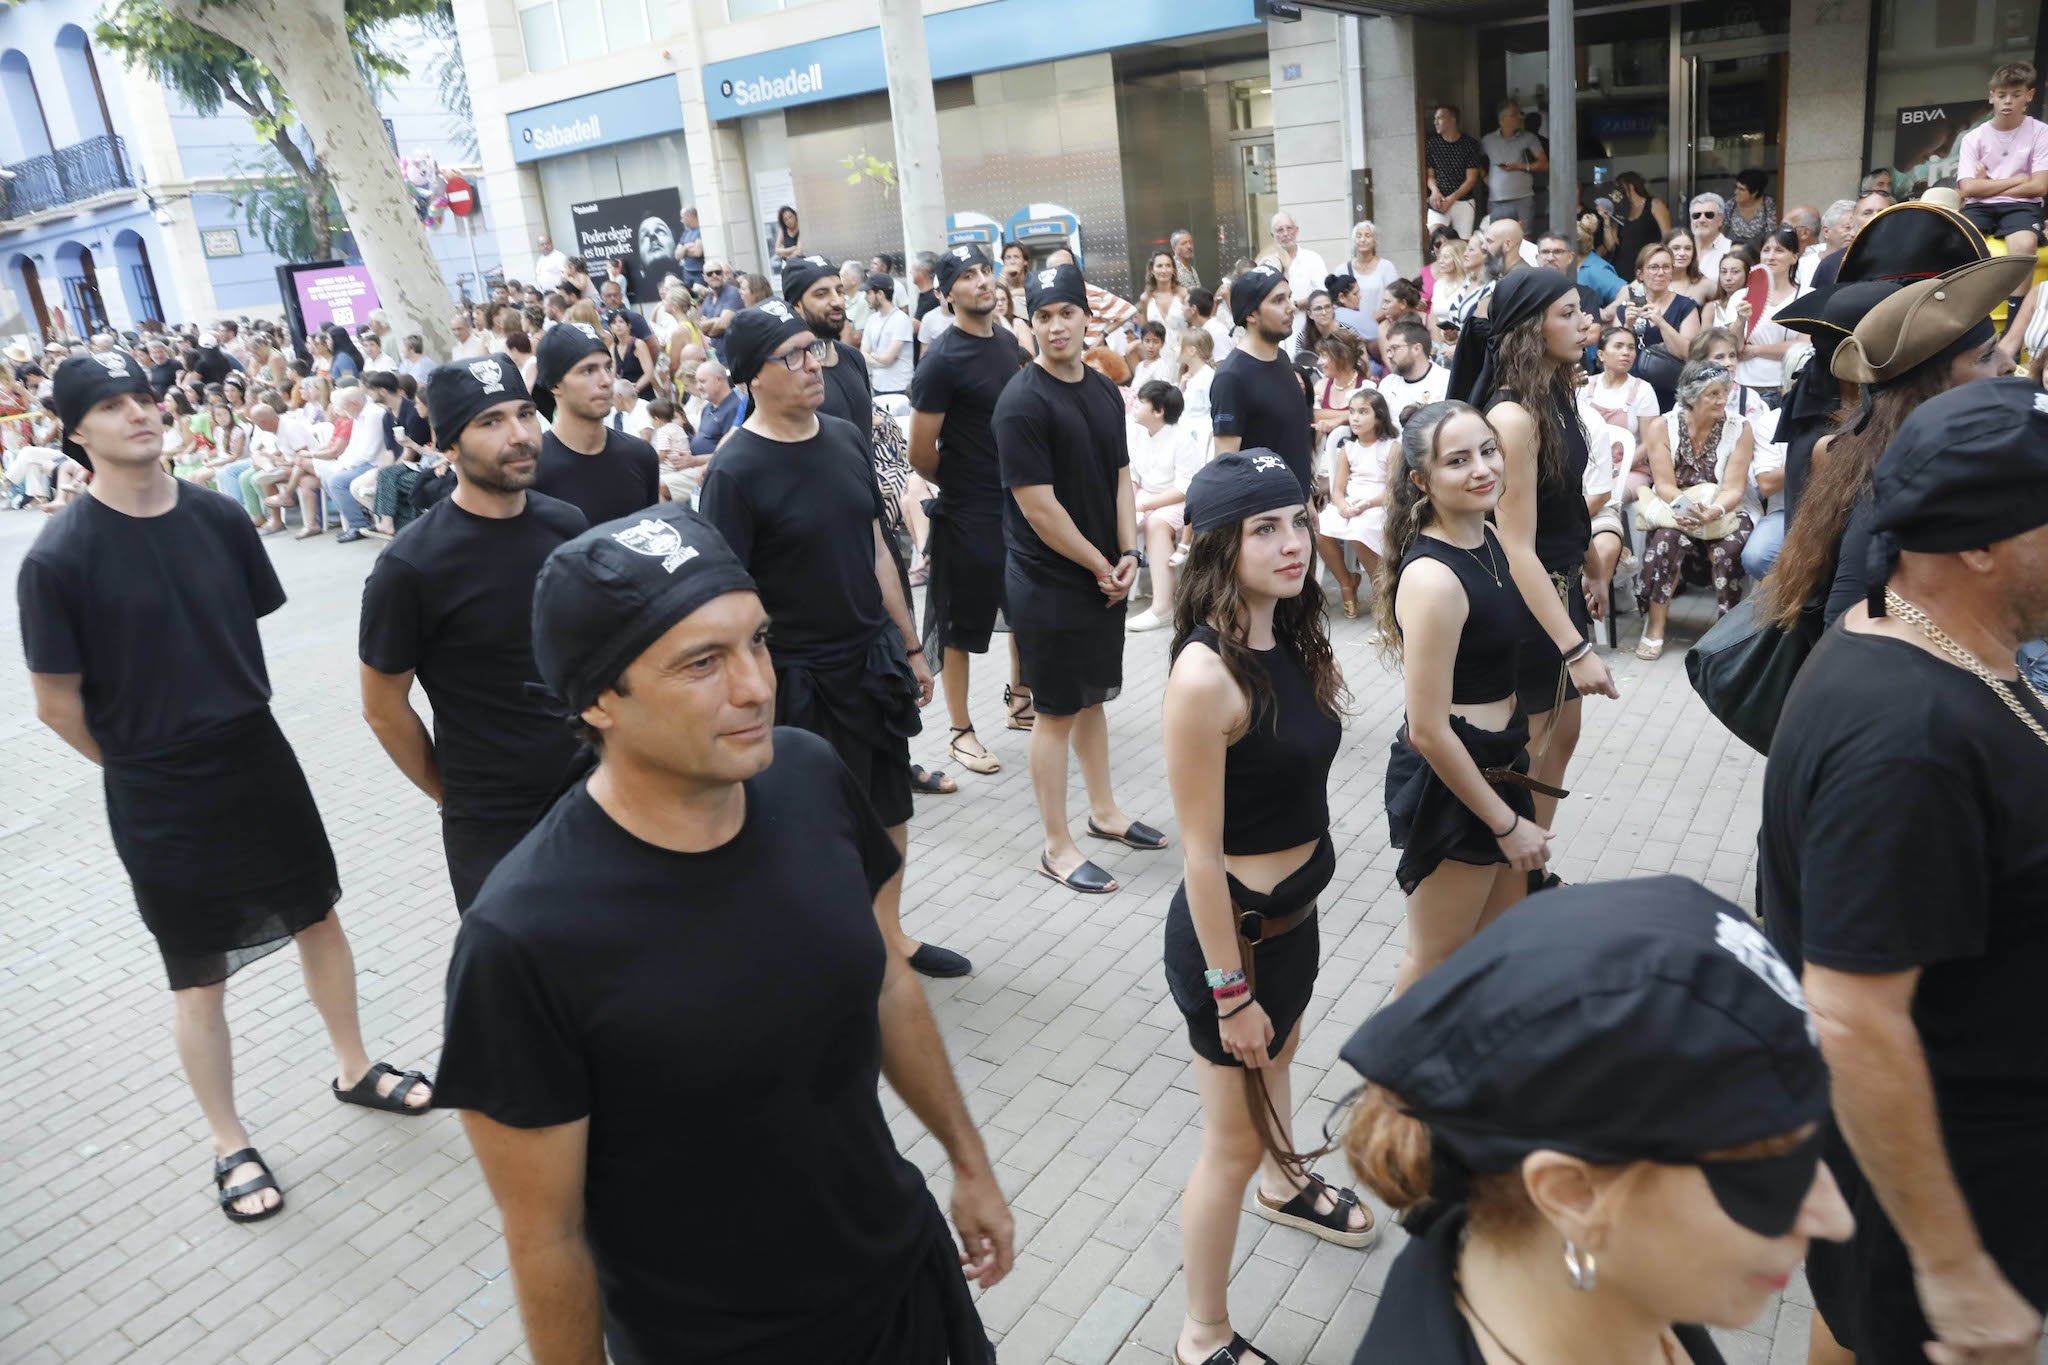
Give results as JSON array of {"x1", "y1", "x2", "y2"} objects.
[{"x1": 1121, "y1": 549, "x2": 1146, "y2": 568}]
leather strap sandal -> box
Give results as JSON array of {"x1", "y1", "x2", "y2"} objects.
[
  {"x1": 333, "y1": 1061, "x2": 432, "y2": 1115},
  {"x1": 215, "y1": 1147, "x2": 284, "y2": 1224},
  {"x1": 1252, "y1": 1170, "x2": 1377, "y2": 1249},
  {"x1": 1087, "y1": 818, "x2": 1168, "y2": 851},
  {"x1": 948, "y1": 725, "x2": 1000, "y2": 775},
  {"x1": 1004, "y1": 684, "x2": 1036, "y2": 731},
  {"x1": 1178, "y1": 1333, "x2": 1270, "y2": 1365},
  {"x1": 910, "y1": 764, "x2": 957, "y2": 795},
  {"x1": 1039, "y1": 854, "x2": 1117, "y2": 894}
]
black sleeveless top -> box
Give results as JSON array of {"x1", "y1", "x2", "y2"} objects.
[
  {"x1": 1612, "y1": 198, "x2": 1663, "y2": 276},
  {"x1": 1397, "y1": 524, "x2": 1523, "y2": 704},
  {"x1": 1183, "y1": 624, "x2": 1339, "y2": 856},
  {"x1": 613, "y1": 338, "x2": 645, "y2": 387},
  {"x1": 1487, "y1": 387, "x2": 1592, "y2": 573}
]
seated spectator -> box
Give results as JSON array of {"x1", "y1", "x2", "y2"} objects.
[
  {"x1": 274, "y1": 385, "x2": 362, "y2": 537},
  {"x1": 506, "y1": 330, "x2": 537, "y2": 391},
  {"x1": 1128, "y1": 321, "x2": 1178, "y2": 388},
  {"x1": 1123, "y1": 380, "x2": 1204, "y2": 634},
  {"x1": 1178, "y1": 328, "x2": 1216, "y2": 441},
  {"x1": 358, "y1": 329, "x2": 398, "y2": 374},
  {"x1": 1705, "y1": 244, "x2": 1761, "y2": 334},
  {"x1": 1375, "y1": 279, "x2": 1425, "y2": 341},
  {"x1": 606, "y1": 377, "x2": 652, "y2": 441},
  {"x1": 648, "y1": 398, "x2": 703, "y2": 504},
  {"x1": 400, "y1": 333, "x2": 434, "y2": 385},
  {"x1": 1311, "y1": 328, "x2": 1370, "y2": 439},
  {"x1": 688, "y1": 359, "x2": 742, "y2": 455},
  {"x1": 1634, "y1": 360, "x2": 1756, "y2": 660},
  {"x1": 1316, "y1": 387, "x2": 1397, "y2": 619}
]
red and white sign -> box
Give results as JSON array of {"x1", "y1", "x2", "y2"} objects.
[{"x1": 446, "y1": 173, "x2": 475, "y2": 217}]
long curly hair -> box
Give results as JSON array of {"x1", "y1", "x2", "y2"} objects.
[
  {"x1": 1373, "y1": 400, "x2": 1495, "y2": 655},
  {"x1": 1171, "y1": 516, "x2": 1348, "y2": 730},
  {"x1": 1760, "y1": 367, "x2": 1954, "y2": 630},
  {"x1": 1488, "y1": 310, "x2": 1580, "y2": 490}
]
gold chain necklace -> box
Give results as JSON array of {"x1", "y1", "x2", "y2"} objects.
[{"x1": 1884, "y1": 589, "x2": 2048, "y2": 750}]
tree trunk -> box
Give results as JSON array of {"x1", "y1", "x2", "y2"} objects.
[
  {"x1": 163, "y1": 0, "x2": 453, "y2": 359},
  {"x1": 265, "y1": 126, "x2": 334, "y2": 261}
]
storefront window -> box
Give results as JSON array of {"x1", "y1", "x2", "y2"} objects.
[
  {"x1": 726, "y1": 0, "x2": 829, "y2": 18},
  {"x1": 517, "y1": 0, "x2": 672, "y2": 73},
  {"x1": 1869, "y1": 0, "x2": 2044, "y2": 198}
]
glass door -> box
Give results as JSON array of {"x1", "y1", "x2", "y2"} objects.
[
  {"x1": 1238, "y1": 140, "x2": 1278, "y2": 265},
  {"x1": 1676, "y1": 44, "x2": 1787, "y2": 205}
]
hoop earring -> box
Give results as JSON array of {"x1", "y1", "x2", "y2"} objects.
[{"x1": 1563, "y1": 1240, "x2": 1597, "y2": 1292}]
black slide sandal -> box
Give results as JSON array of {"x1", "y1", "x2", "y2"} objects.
[
  {"x1": 214, "y1": 1147, "x2": 284, "y2": 1224},
  {"x1": 1039, "y1": 855, "x2": 1117, "y2": 894},
  {"x1": 1178, "y1": 1333, "x2": 1270, "y2": 1365},
  {"x1": 1252, "y1": 1170, "x2": 1377, "y2": 1248},
  {"x1": 910, "y1": 764, "x2": 957, "y2": 794},
  {"x1": 1087, "y1": 818, "x2": 1169, "y2": 851},
  {"x1": 333, "y1": 1061, "x2": 432, "y2": 1115}
]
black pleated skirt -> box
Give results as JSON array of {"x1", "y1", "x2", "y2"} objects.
[{"x1": 103, "y1": 708, "x2": 339, "y2": 989}]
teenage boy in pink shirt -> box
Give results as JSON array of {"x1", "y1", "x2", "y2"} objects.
[{"x1": 1959, "y1": 60, "x2": 2048, "y2": 316}]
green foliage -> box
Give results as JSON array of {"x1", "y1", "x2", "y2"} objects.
[
  {"x1": 841, "y1": 150, "x2": 898, "y2": 197},
  {"x1": 224, "y1": 148, "x2": 352, "y2": 262}
]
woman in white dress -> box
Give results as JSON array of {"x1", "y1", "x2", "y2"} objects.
[
  {"x1": 1730, "y1": 228, "x2": 1804, "y2": 404},
  {"x1": 1316, "y1": 388, "x2": 1398, "y2": 619},
  {"x1": 1137, "y1": 249, "x2": 1189, "y2": 360}
]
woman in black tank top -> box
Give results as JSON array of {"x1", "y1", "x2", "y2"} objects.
[
  {"x1": 1160, "y1": 451, "x2": 1371, "y2": 1365},
  {"x1": 1450, "y1": 267, "x2": 1618, "y2": 895},
  {"x1": 1377, "y1": 402, "x2": 1558, "y2": 997}
]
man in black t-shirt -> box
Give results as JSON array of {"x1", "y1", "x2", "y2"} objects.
[
  {"x1": 784, "y1": 254, "x2": 872, "y2": 426},
  {"x1": 910, "y1": 245, "x2": 1026, "y2": 777},
  {"x1": 700, "y1": 303, "x2": 969, "y2": 979},
  {"x1": 17, "y1": 353, "x2": 431, "y2": 1227},
  {"x1": 1761, "y1": 379, "x2": 2048, "y2": 1365},
  {"x1": 359, "y1": 360, "x2": 589, "y2": 911},
  {"x1": 1211, "y1": 266, "x2": 1313, "y2": 496},
  {"x1": 532, "y1": 320, "x2": 658, "y2": 522},
  {"x1": 1426, "y1": 103, "x2": 1489, "y2": 236},
  {"x1": 996, "y1": 264, "x2": 1167, "y2": 897},
  {"x1": 438, "y1": 505, "x2": 1011, "y2": 1365}
]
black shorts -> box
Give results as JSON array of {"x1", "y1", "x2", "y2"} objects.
[
  {"x1": 1963, "y1": 200, "x2": 2043, "y2": 244},
  {"x1": 1009, "y1": 571, "x2": 1125, "y2": 716},
  {"x1": 1516, "y1": 567, "x2": 1590, "y2": 715},
  {"x1": 1385, "y1": 713, "x2": 1537, "y2": 895},
  {"x1": 1807, "y1": 1116, "x2": 2048, "y2": 1363},
  {"x1": 1163, "y1": 837, "x2": 1332, "y2": 1066},
  {"x1": 921, "y1": 512, "x2": 1006, "y2": 656}
]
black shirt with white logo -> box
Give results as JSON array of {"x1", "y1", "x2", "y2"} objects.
[
  {"x1": 357, "y1": 493, "x2": 589, "y2": 821},
  {"x1": 435, "y1": 730, "x2": 927, "y2": 1365},
  {"x1": 535, "y1": 427, "x2": 658, "y2": 526}
]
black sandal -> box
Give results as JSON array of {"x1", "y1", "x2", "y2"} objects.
[
  {"x1": 214, "y1": 1147, "x2": 284, "y2": 1224},
  {"x1": 1087, "y1": 818, "x2": 1168, "y2": 851},
  {"x1": 1039, "y1": 854, "x2": 1117, "y2": 894},
  {"x1": 1252, "y1": 1170, "x2": 1377, "y2": 1248},
  {"x1": 1178, "y1": 1333, "x2": 1270, "y2": 1365},
  {"x1": 1528, "y1": 870, "x2": 1567, "y2": 895},
  {"x1": 910, "y1": 764, "x2": 956, "y2": 794},
  {"x1": 333, "y1": 1061, "x2": 432, "y2": 1115},
  {"x1": 1005, "y1": 684, "x2": 1036, "y2": 731}
]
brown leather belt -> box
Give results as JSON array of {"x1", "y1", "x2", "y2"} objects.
[
  {"x1": 1235, "y1": 902, "x2": 1314, "y2": 946},
  {"x1": 1481, "y1": 766, "x2": 1570, "y2": 800}
]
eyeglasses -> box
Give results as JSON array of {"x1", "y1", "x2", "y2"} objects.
[
  {"x1": 769, "y1": 339, "x2": 834, "y2": 372},
  {"x1": 1691, "y1": 211, "x2": 1719, "y2": 219}
]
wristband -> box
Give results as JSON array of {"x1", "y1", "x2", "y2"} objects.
[
  {"x1": 906, "y1": 646, "x2": 924, "y2": 657},
  {"x1": 1212, "y1": 982, "x2": 1249, "y2": 1002},
  {"x1": 1491, "y1": 813, "x2": 1520, "y2": 840},
  {"x1": 1561, "y1": 639, "x2": 1592, "y2": 664},
  {"x1": 1219, "y1": 997, "x2": 1255, "y2": 1020},
  {"x1": 1203, "y1": 968, "x2": 1246, "y2": 989}
]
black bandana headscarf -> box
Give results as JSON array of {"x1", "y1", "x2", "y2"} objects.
[{"x1": 1447, "y1": 267, "x2": 1576, "y2": 410}]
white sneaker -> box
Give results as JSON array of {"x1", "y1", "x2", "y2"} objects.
[
  {"x1": 1168, "y1": 546, "x2": 1188, "y2": 568},
  {"x1": 1127, "y1": 608, "x2": 1168, "y2": 632}
]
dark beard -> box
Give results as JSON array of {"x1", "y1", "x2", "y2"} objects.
[{"x1": 461, "y1": 441, "x2": 540, "y2": 494}]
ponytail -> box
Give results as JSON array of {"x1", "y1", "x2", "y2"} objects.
[{"x1": 1372, "y1": 400, "x2": 1484, "y2": 658}]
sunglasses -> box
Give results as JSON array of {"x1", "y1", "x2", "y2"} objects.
[
  {"x1": 768, "y1": 339, "x2": 834, "y2": 372},
  {"x1": 1691, "y1": 211, "x2": 1720, "y2": 219}
]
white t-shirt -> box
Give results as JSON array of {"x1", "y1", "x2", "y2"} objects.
[
  {"x1": 342, "y1": 404, "x2": 389, "y2": 467},
  {"x1": 1203, "y1": 315, "x2": 1236, "y2": 360},
  {"x1": 534, "y1": 249, "x2": 569, "y2": 291},
  {"x1": 1732, "y1": 287, "x2": 1803, "y2": 392},
  {"x1": 1695, "y1": 233, "x2": 1732, "y2": 283},
  {"x1": 917, "y1": 306, "x2": 954, "y2": 350},
  {"x1": 450, "y1": 333, "x2": 489, "y2": 360},
  {"x1": 1127, "y1": 420, "x2": 1205, "y2": 493},
  {"x1": 863, "y1": 307, "x2": 915, "y2": 392},
  {"x1": 1180, "y1": 365, "x2": 1215, "y2": 429},
  {"x1": 1130, "y1": 354, "x2": 1179, "y2": 389},
  {"x1": 1338, "y1": 257, "x2": 1403, "y2": 326},
  {"x1": 361, "y1": 353, "x2": 398, "y2": 375},
  {"x1": 1577, "y1": 371, "x2": 1661, "y2": 438},
  {"x1": 1377, "y1": 364, "x2": 1451, "y2": 430}
]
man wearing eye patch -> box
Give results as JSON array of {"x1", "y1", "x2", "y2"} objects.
[{"x1": 698, "y1": 304, "x2": 971, "y2": 980}]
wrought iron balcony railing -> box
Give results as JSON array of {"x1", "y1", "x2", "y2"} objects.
[{"x1": 0, "y1": 135, "x2": 138, "y2": 221}]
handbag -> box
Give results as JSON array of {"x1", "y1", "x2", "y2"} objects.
[
  {"x1": 1684, "y1": 591, "x2": 1825, "y2": 755},
  {"x1": 1635, "y1": 482, "x2": 1742, "y2": 539}
]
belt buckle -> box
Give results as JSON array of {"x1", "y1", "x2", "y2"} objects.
[{"x1": 1237, "y1": 910, "x2": 1266, "y2": 945}]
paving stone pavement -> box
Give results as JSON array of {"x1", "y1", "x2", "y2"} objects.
[{"x1": 0, "y1": 502, "x2": 1826, "y2": 1364}]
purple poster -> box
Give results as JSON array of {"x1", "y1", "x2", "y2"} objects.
[{"x1": 293, "y1": 265, "x2": 381, "y2": 331}]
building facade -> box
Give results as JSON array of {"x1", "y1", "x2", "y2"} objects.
[{"x1": 0, "y1": 1, "x2": 497, "y2": 343}]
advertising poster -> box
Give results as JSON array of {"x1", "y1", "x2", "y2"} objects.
[
  {"x1": 1893, "y1": 100, "x2": 1991, "y2": 198},
  {"x1": 292, "y1": 264, "x2": 381, "y2": 331},
  {"x1": 571, "y1": 188, "x2": 685, "y2": 304}
]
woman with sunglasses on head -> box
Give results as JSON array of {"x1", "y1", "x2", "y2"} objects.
[
  {"x1": 1338, "y1": 877, "x2": 1855, "y2": 1363},
  {"x1": 1162, "y1": 450, "x2": 1370, "y2": 1365},
  {"x1": 1451, "y1": 270, "x2": 1620, "y2": 897},
  {"x1": 1378, "y1": 401, "x2": 1554, "y2": 992}
]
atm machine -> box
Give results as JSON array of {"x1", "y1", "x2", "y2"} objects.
[
  {"x1": 945, "y1": 211, "x2": 1002, "y2": 249},
  {"x1": 1004, "y1": 203, "x2": 1083, "y2": 270}
]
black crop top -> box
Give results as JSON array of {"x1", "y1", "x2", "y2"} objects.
[
  {"x1": 1487, "y1": 388, "x2": 1591, "y2": 573},
  {"x1": 1183, "y1": 624, "x2": 1340, "y2": 856},
  {"x1": 1396, "y1": 524, "x2": 1524, "y2": 704}
]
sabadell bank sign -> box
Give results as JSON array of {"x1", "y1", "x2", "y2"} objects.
[
  {"x1": 507, "y1": 76, "x2": 687, "y2": 164},
  {"x1": 720, "y1": 62, "x2": 825, "y2": 109}
]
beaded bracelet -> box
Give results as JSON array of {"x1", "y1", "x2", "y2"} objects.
[{"x1": 1203, "y1": 968, "x2": 1246, "y2": 989}]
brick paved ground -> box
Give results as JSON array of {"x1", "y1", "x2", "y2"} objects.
[{"x1": 0, "y1": 501, "x2": 1837, "y2": 1364}]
